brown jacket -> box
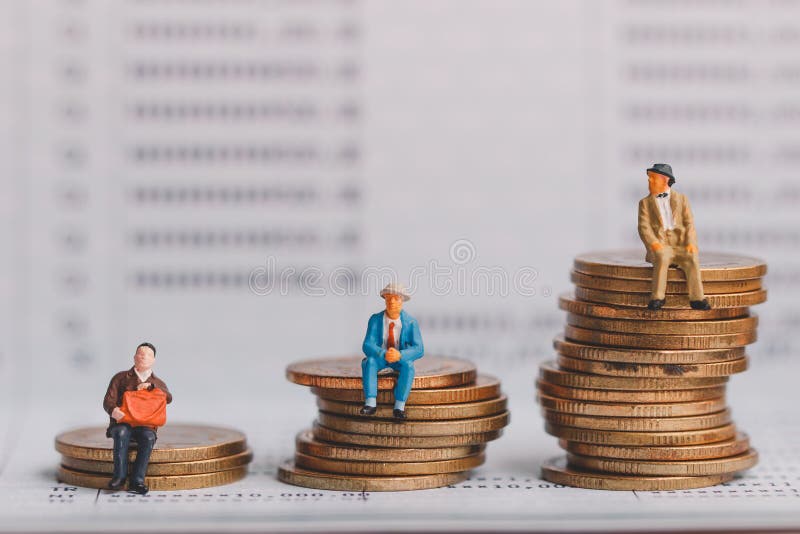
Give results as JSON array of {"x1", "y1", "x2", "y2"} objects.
[
  {"x1": 103, "y1": 367, "x2": 172, "y2": 436},
  {"x1": 637, "y1": 191, "x2": 698, "y2": 263}
]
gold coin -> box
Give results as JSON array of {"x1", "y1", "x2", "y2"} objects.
[
  {"x1": 566, "y1": 312, "x2": 758, "y2": 336},
  {"x1": 312, "y1": 422, "x2": 502, "y2": 449},
  {"x1": 565, "y1": 325, "x2": 756, "y2": 350},
  {"x1": 57, "y1": 465, "x2": 248, "y2": 490},
  {"x1": 574, "y1": 286, "x2": 767, "y2": 309},
  {"x1": 541, "y1": 456, "x2": 734, "y2": 491},
  {"x1": 312, "y1": 374, "x2": 502, "y2": 405},
  {"x1": 286, "y1": 356, "x2": 476, "y2": 390},
  {"x1": 559, "y1": 294, "x2": 748, "y2": 321},
  {"x1": 542, "y1": 409, "x2": 732, "y2": 432},
  {"x1": 295, "y1": 430, "x2": 482, "y2": 462},
  {"x1": 316, "y1": 396, "x2": 507, "y2": 421},
  {"x1": 55, "y1": 424, "x2": 248, "y2": 462},
  {"x1": 557, "y1": 355, "x2": 749, "y2": 378},
  {"x1": 560, "y1": 433, "x2": 751, "y2": 461},
  {"x1": 294, "y1": 451, "x2": 485, "y2": 476},
  {"x1": 317, "y1": 411, "x2": 510, "y2": 437},
  {"x1": 571, "y1": 270, "x2": 762, "y2": 294},
  {"x1": 554, "y1": 336, "x2": 745, "y2": 365},
  {"x1": 567, "y1": 449, "x2": 758, "y2": 477},
  {"x1": 573, "y1": 250, "x2": 767, "y2": 281},
  {"x1": 544, "y1": 422, "x2": 737, "y2": 446},
  {"x1": 537, "y1": 393, "x2": 727, "y2": 418},
  {"x1": 537, "y1": 380, "x2": 726, "y2": 403},
  {"x1": 278, "y1": 460, "x2": 468, "y2": 492},
  {"x1": 539, "y1": 362, "x2": 727, "y2": 390},
  {"x1": 61, "y1": 449, "x2": 253, "y2": 476}
]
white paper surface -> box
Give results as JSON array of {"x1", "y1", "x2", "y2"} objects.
[{"x1": 1, "y1": 359, "x2": 798, "y2": 532}]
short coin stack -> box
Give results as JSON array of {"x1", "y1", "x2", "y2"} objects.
[
  {"x1": 537, "y1": 250, "x2": 766, "y2": 490},
  {"x1": 56, "y1": 424, "x2": 252, "y2": 490},
  {"x1": 281, "y1": 356, "x2": 509, "y2": 491}
]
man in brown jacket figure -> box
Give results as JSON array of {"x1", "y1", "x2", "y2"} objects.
[
  {"x1": 637, "y1": 163, "x2": 711, "y2": 311},
  {"x1": 102, "y1": 342, "x2": 172, "y2": 495}
]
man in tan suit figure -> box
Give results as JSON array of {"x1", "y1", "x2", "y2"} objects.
[{"x1": 638, "y1": 163, "x2": 711, "y2": 311}]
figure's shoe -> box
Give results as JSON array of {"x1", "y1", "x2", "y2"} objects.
[
  {"x1": 647, "y1": 299, "x2": 666, "y2": 310},
  {"x1": 107, "y1": 477, "x2": 126, "y2": 491},
  {"x1": 690, "y1": 299, "x2": 712, "y2": 310},
  {"x1": 128, "y1": 483, "x2": 149, "y2": 495},
  {"x1": 359, "y1": 405, "x2": 377, "y2": 416},
  {"x1": 393, "y1": 409, "x2": 407, "y2": 420}
]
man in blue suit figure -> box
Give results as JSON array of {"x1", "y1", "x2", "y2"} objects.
[{"x1": 360, "y1": 283, "x2": 424, "y2": 419}]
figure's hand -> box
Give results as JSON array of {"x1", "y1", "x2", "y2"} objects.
[
  {"x1": 686, "y1": 244, "x2": 698, "y2": 254},
  {"x1": 111, "y1": 407, "x2": 125, "y2": 421},
  {"x1": 650, "y1": 241, "x2": 663, "y2": 252},
  {"x1": 137, "y1": 382, "x2": 152, "y2": 390},
  {"x1": 385, "y1": 348, "x2": 401, "y2": 363}
]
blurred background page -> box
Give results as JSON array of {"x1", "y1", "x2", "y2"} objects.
[{"x1": 0, "y1": 0, "x2": 797, "y2": 531}]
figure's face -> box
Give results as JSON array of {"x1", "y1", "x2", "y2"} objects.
[
  {"x1": 384, "y1": 293, "x2": 403, "y2": 319},
  {"x1": 133, "y1": 345, "x2": 155, "y2": 371},
  {"x1": 648, "y1": 171, "x2": 669, "y2": 195}
]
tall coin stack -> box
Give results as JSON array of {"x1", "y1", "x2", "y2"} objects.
[
  {"x1": 281, "y1": 356, "x2": 509, "y2": 491},
  {"x1": 56, "y1": 424, "x2": 252, "y2": 490},
  {"x1": 537, "y1": 251, "x2": 767, "y2": 491}
]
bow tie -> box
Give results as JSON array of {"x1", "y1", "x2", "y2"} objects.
[{"x1": 656, "y1": 192, "x2": 669, "y2": 198}]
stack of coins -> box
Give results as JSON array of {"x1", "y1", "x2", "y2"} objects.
[
  {"x1": 537, "y1": 250, "x2": 766, "y2": 490},
  {"x1": 56, "y1": 424, "x2": 252, "y2": 490},
  {"x1": 281, "y1": 356, "x2": 509, "y2": 491}
]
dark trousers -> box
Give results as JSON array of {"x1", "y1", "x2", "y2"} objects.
[{"x1": 110, "y1": 423, "x2": 156, "y2": 485}]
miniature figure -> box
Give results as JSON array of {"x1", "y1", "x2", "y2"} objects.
[
  {"x1": 360, "y1": 283, "x2": 424, "y2": 419},
  {"x1": 637, "y1": 163, "x2": 711, "y2": 311},
  {"x1": 102, "y1": 342, "x2": 172, "y2": 494}
]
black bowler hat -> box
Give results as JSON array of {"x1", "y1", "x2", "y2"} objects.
[{"x1": 647, "y1": 163, "x2": 676, "y2": 186}]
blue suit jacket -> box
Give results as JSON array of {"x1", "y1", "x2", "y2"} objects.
[{"x1": 362, "y1": 310, "x2": 424, "y2": 363}]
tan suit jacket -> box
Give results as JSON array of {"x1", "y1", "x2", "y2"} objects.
[{"x1": 637, "y1": 191, "x2": 697, "y2": 262}]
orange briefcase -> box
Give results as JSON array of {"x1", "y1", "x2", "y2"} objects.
[{"x1": 118, "y1": 388, "x2": 168, "y2": 428}]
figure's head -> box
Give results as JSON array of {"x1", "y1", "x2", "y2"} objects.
[
  {"x1": 384, "y1": 293, "x2": 404, "y2": 319},
  {"x1": 647, "y1": 171, "x2": 670, "y2": 195},
  {"x1": 133, "y1": 342, "x2": 156, "y2": 371},
  {"x1": 646, "y1": 163, "x2": 675, "y2": 195},
  {"x1": 379, "y1": 283, "x2": 410, "y2": 320}
]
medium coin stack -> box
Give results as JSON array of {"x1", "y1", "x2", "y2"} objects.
[
  {"x1": 537, "y1": 250, "x2": 766, "y2": 491},
  {"x1": 55, "y1": 424, "x2": 252, "y2": 490},
  {"x1": 281, "y1": 356, "x2": 509, "y2": 491}
]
